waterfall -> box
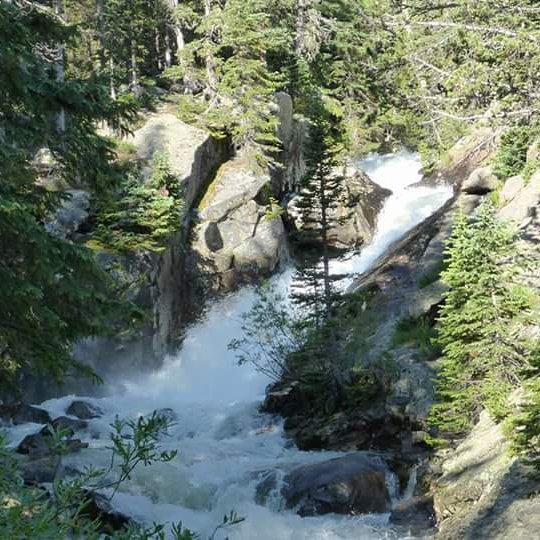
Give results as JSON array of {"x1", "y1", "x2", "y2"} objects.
[{"x1": 4, "y1": 152, "x2": 452, "y2": 539}]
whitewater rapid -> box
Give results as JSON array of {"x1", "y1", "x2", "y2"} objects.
[{"x1": 5, "y1": 152, "x2": 452, "y2": 539}]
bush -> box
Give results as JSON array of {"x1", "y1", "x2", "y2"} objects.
[
  {"x1": 492, "y1": 126, "x2": 533, "y2": 179},
  {"x1": 91, "y1": 152, "x2": 184, "y2": 253}
]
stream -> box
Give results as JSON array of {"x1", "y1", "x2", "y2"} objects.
[{"x1": 5, "y1": 152, "x2": 453, "y2": 539}]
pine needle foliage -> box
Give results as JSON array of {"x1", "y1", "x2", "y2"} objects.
[{"x1": 430, "y1": 201, "x2": 532, "y2": 436}]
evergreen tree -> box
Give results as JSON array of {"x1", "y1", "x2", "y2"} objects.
[
  {"x1": 431, "y1": 201, "x2": 532, "y2": 436},
  {"x1": 0, "y1": 0, "x2": 136, "y2": 387}
]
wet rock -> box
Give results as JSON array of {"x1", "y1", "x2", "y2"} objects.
[
  {"x1": 17, "y1": 430, "x2": 88, "y2": 459},
  {"x1": 262, "y1": 382, "x2": 303, "y2": 417},
  {"x1": 461, "y1": 166, "x2": 498, "y2": 195},
  {"x1": 255, "y1": 471, "x2": 279, "y2": 506},
  {"x1": 81, "y1": 491, "x2": 132, "y2": 533},
  {"x1": 282, "y1": 454, "x2": 391, "y2": 516},
  {"x1": 20, "y1": 456, "x2": 61, "y2": 485},
  {"x1": 67, "y1": 400, "x2": 103, "y2": 420},
  {"x1": 390, "y1": 495, "x2": 436, "y2": 530},
  {"x1": 0, "y1": 402, "x2": 51, "y2": 425},
  {"x1": 48, "y1": 416, "x2": 88, "y2": 434},
  {"x1": 154, "y1": 408, "x2": 177, "y2": 423}
]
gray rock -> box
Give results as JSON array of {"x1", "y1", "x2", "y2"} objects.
[
  {"x1": 45, "y1": 189, "x2": 90, "y2": 239},
  {"x1": 282, "y1": 454, "x2": 391, "y2": 516},
  {"x1": 288, "y1": 166, "x2": 391, "y2": 250},
  {"x1": 461, "y1": 166, "x2": 497, "y2": 195},
  {"x1": 48, "y1": 416, "x2": 88, "y2": 434},
  {"x1": 527, "y1": 139, "x2": 540, "y2": 163},
  {"x1": 406, "y1": 280, "x2": 448, "y2": 320},
  {"x1": 17, "y1": 428, "x2": 88, "y2": 459},
  {"x1": 193, "y1": 155, "x2": 287, "y2": 288},
  {"x1": 128, "y1": 111, "x2": 229, "y2": 208},
  {"x1": 499, "y1": 170, "x2": 540, "y2": 224},
  {"x1": 0, "y1": 402, "x2": 51, "y2": 425},
  {"x1": 434, "y1": 411, "x2": 540, "y2": 540},
  {"x1": 500, "y1": 175, "x2": 525, "y2": 205},
  {"x1": 81, "y1": 491, "x2": 132, "y2": 532},
  {"x1": 390, "y1": 495, "x2": 436, "y2": 530},
  {"x1": 20, "y1": 456, "x2": 61, "y2": 484},
  {"x1": 66, "y1": 400, "x2": 103, "y2": 420}
]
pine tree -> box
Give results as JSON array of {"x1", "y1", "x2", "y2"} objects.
[
  {"x1": 430, "y1": 201, "x2": 532, "y2": 436},
  {"x1": 0, "y1": 0, "x2": 136, "y2": 388}
]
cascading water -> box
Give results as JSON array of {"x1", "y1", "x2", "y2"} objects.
[{"x1": 4, "y1": 152, "x2": 452, "y2": 539}]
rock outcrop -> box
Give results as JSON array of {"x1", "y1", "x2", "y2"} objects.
[
  {"x1": 192, "y1": 155, "x2": 287, "y2": 289},
  {"x1": 287, "y1": 166, "x2": 392, "y2": 250},
  {"x1": 0, "y1": 402, "x2": 51, "y2": 425},
  {"x1": 433, "y1": 412, "x2": 540, "y2": 540},
  {"x1": 282, "y1": 454, "x2": 391, "y2": 516}
]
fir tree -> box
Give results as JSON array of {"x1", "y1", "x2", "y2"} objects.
[
  {"x1": 0, "y1": 0, "x2": 136, "y2": 388},
  {"x1": 431, "y1": 201, "x2": 532, "y2": 436}
]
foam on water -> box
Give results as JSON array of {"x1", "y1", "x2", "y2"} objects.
[{"x1": 5, "y1": 152, "x2": 453, "y2": 539}]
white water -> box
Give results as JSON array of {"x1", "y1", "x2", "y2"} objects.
[{"x1": 5, "y1": 152, "x2": 452, "y2": 539}]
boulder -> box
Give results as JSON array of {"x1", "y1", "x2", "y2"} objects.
[
  {"x1": 390, "y1": 495, "x2": 436, "y2": 530},
  {"x1": 499, "y1": 170, "x2": 540, "y2": 224},
  {"x1": 500, "y1": 175, "x2": 524, "y2": 205},
  {"x1": 128, "y1": 111, "x2": 230, "y2": 208},
  {"x1": 193, "y1": 155, "x2": 287, "y2": 288},
  {"x1": 0, "y1": 402, "x2": 51, "y2": 425},
  {"x1": 282, "y1": 453, "x2": 391, "y2": 516},
  {"x1": 81, "y1": 491, "x2": 132, "y2": 533},
  {"x1": 406, "y1": 280, "x2": 448, "y2": 320},
  {"x1": 17, "y1": 431, "x2": 88, "y2": 459},
  {"x1": 66, "y1": 400, "x2": 103, "y2": 420},
  {"x1": 527, "y1": 139, "x2": 540, "y2": 163},
  {"x1": 48, "y1": 416, "x2": 88, "y2": 434},
  {"x1": 20, "y1": 456, "x2": 61, "y2": 484},
  {"x1": 288, "y1": 166, "x2": 392, "y2": 250},
  {"x1": 45, "y1": 189, "x2": 90, "y2": 239},
  {"x1": 461, "y1": 166, "x2": 498, "y2": 195}
]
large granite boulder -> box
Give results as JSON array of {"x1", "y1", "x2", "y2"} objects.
[
  {"x1": 287, "y1": 166, "x2": 391, "y2": 250},
  {"x1": 499, "y1": 170, "x2": 540, "y2": 224},
  {"x1": 282, "y1": 453, "x2": 391, "y2": 516},
  {"x1": 193, "y1": 155, "x2": 287, "y2": 289},
  {"x1": 128, "y1": 111, "x2": 230, "y2": 208},
  {"x1": 461, "y1": 166, "x2": 498, "y2": 195}
]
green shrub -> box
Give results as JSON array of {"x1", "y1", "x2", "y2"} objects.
[
  {"x1": 492, "y1": 127, "x2": 532, "y2": 179},
  {"x1": 91, "y1": 152, "x2": 184, "y2": 253}
]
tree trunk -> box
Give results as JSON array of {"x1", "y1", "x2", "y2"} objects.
[
  {"x1": 130, "y1": 37, "x2": 139, "y2": 90},
  {"x1": 155, "y1": 28, "x2": 163, "y2": 71},
  {"x1": 54, "y1": 0, "x2": 66, "y2": 134},
  {"x1": 164, "y1": 31, "x2": 173, "y2": 67},
  {"x1": 203, "y1": 0, "x2": 218, "y2": 96},
  {"x1": 109, "y1": 56, "x2": 117, "y2": 100},
  {"x1": 95, "y1": 0, "x2": 106, "y2": 71},
  {"x1": 295, "y1": 0, "x2": 309, "y2": 56}
]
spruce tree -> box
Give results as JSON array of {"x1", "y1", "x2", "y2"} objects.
[
  {"x1": 0, "y1": 0, "x2": 136, "y2": 388},
  {"x1": 431, "y1": 201, "x2": 531, "y2": 435}
]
